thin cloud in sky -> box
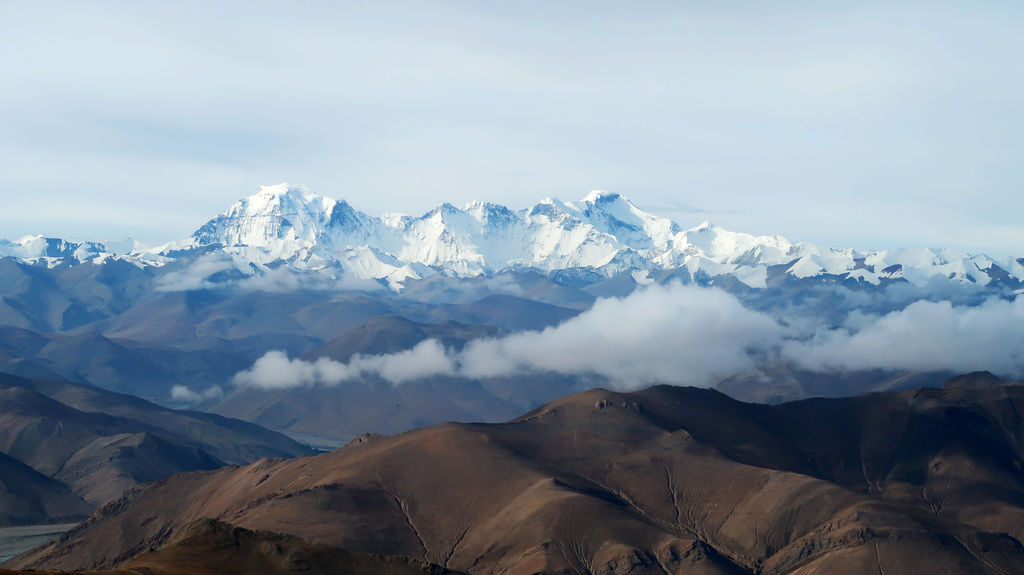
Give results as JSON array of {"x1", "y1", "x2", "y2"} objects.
[{"x1": 0, "y1": 2, "x2": 1021, "y2": 253}]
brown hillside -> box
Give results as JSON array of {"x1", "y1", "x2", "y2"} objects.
[{"x1": 10, "y1": 383, "x2": 1024, "y2": 574}]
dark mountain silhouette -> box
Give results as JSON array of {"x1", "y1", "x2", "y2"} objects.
[{"x1": 0, "y1": 451, "x2": 91, "y2": 527}]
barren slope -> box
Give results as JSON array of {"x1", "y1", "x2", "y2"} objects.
[
  {"x1": 11, "y1": 383, "x2": 1024, "y2": 574},
  {"x1": 0, "y1": 373, "x2": 312, "y2": 512}
]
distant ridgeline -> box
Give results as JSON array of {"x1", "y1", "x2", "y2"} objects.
[{"x1": 0, "y1": 184, "x2": 1019, "y2": 326}]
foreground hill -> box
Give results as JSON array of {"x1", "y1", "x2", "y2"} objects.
[
  {"x1": 0, "y1": 372, "x2": 312, "y2": 518},
  {"x1": 10, "y1": 381, "x2": 1024, "y2": 574}
]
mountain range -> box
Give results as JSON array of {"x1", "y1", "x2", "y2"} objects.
[
  {"x1": 0, "y1": 183, "x2": 1015, "y2": 438},
  {"x1": 3, "y1": 183, "x2": 1022, "y2": 293}
]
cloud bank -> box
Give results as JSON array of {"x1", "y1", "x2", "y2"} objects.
[
  {"x1": 233, "y1": 340, "x2": 456, "y2": 389},
  {"x1": 234, "y1": 283, "x2": 784, "y2": 390},
  {"x1": 784, "y1": 297, "x2": 1024, "y2": 376},
  {"x1": 456, "y1": 284, "x2": 782, "y2": 386},
  {"x1": 232, "y1": 284, "x2": 1024, "y2": 393}
]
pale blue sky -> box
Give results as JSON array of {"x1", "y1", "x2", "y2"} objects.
[{"x1": 1, "y1": 1, "x2": 1021, "y2": 254}]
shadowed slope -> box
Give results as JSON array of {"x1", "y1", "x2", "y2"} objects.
[
  {"x1": 0, "y1": 452, "x2": 90, "y2": 527},
  {"x1": 0, "y1": 372, "x2": 311, "y2": 465},
  {"x1": 0, "y1": 373, "x2": 312, "y2": 513}
]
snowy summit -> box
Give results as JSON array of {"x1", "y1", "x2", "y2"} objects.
[{"x1": 2, "y1": 183, "x2": 1022, "y2": 293}]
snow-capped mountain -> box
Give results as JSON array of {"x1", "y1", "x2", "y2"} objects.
[
  {"x1": 0, "y1": 235, "x2": 162, "y2": 268},
  {"x1": 3, "y1": 183, "x2": 1023, "y2": 293},
  {"x1": 180, "y1": 183, "x2": 655, "y2": 282},
  {"x1": 169, "y1": 183, "x2": 1023, "y2": 291}
]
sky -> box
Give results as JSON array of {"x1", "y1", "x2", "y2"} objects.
[{"x1": 1, "y1": 1, "x2": 1022, "y2": 254}]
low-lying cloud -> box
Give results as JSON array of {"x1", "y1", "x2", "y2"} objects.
[
  {"x1": 233, "y1": 339, "x2": 455, "y2": 389},
  {"x1": 456, "y1": 284, "x2": 781, "y2": 387},
  {"x1": 234, "y1": 283, "x2": 784, "y2": 390},
  {"x1": 156, "y1": 254, "x2": 236, "y2": 292},
  {"x1": 155, "y1": 252, "x2": 388, "y2": 293},
  {"x1": 170, "y1": 384, "x2": 223, "y2": 402},
  {"x1": 784, "y1": 297, "x2": 1024, "y2": 376},
  {"x1": 231, "y1": 283, "x2": 1024, "y2": 393}
]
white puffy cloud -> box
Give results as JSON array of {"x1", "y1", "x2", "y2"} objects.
[
  {"x1": 368, "y1": 340, "x2": 456, "y2": 383},
  {"x1": 231, "y1": 283, "x2": 1024, "y2": 392},
  {"x1": 784, "y1": 296, "x2": 1024, "y2": 376},
  {"x1": 233, "y1": 340, "x2": 455, "y2": 389},
  {"x1": 233, "y1": 283, "x2": 783, "y2": 390},
  {"x1": 458, "y1": 283, "x2": 782, "y2": 388},
  {"x1": 170, "y1": 384, "x2": 223, "y2": 402}
]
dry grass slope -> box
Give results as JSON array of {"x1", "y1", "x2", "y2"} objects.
[{"x1": 8, "y1": 382, "x2": 1024, "y2": 574}]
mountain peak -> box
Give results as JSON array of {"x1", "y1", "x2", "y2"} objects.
[
  {"x1": 421, "y1": 202, "x2": 462, "y2": 220},
  {"x1": 189, "y1": 184, "x2": 345, "y2": 256},
  {"x1": 124, "y1": 184, "x2": 1024, "y2": 291},
  {"x1": 248, "y1": 183, "x2": 325, "y2": 207},
  {"x1": 255, "y1": 182, "x2": 307, "y2": 196}
]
